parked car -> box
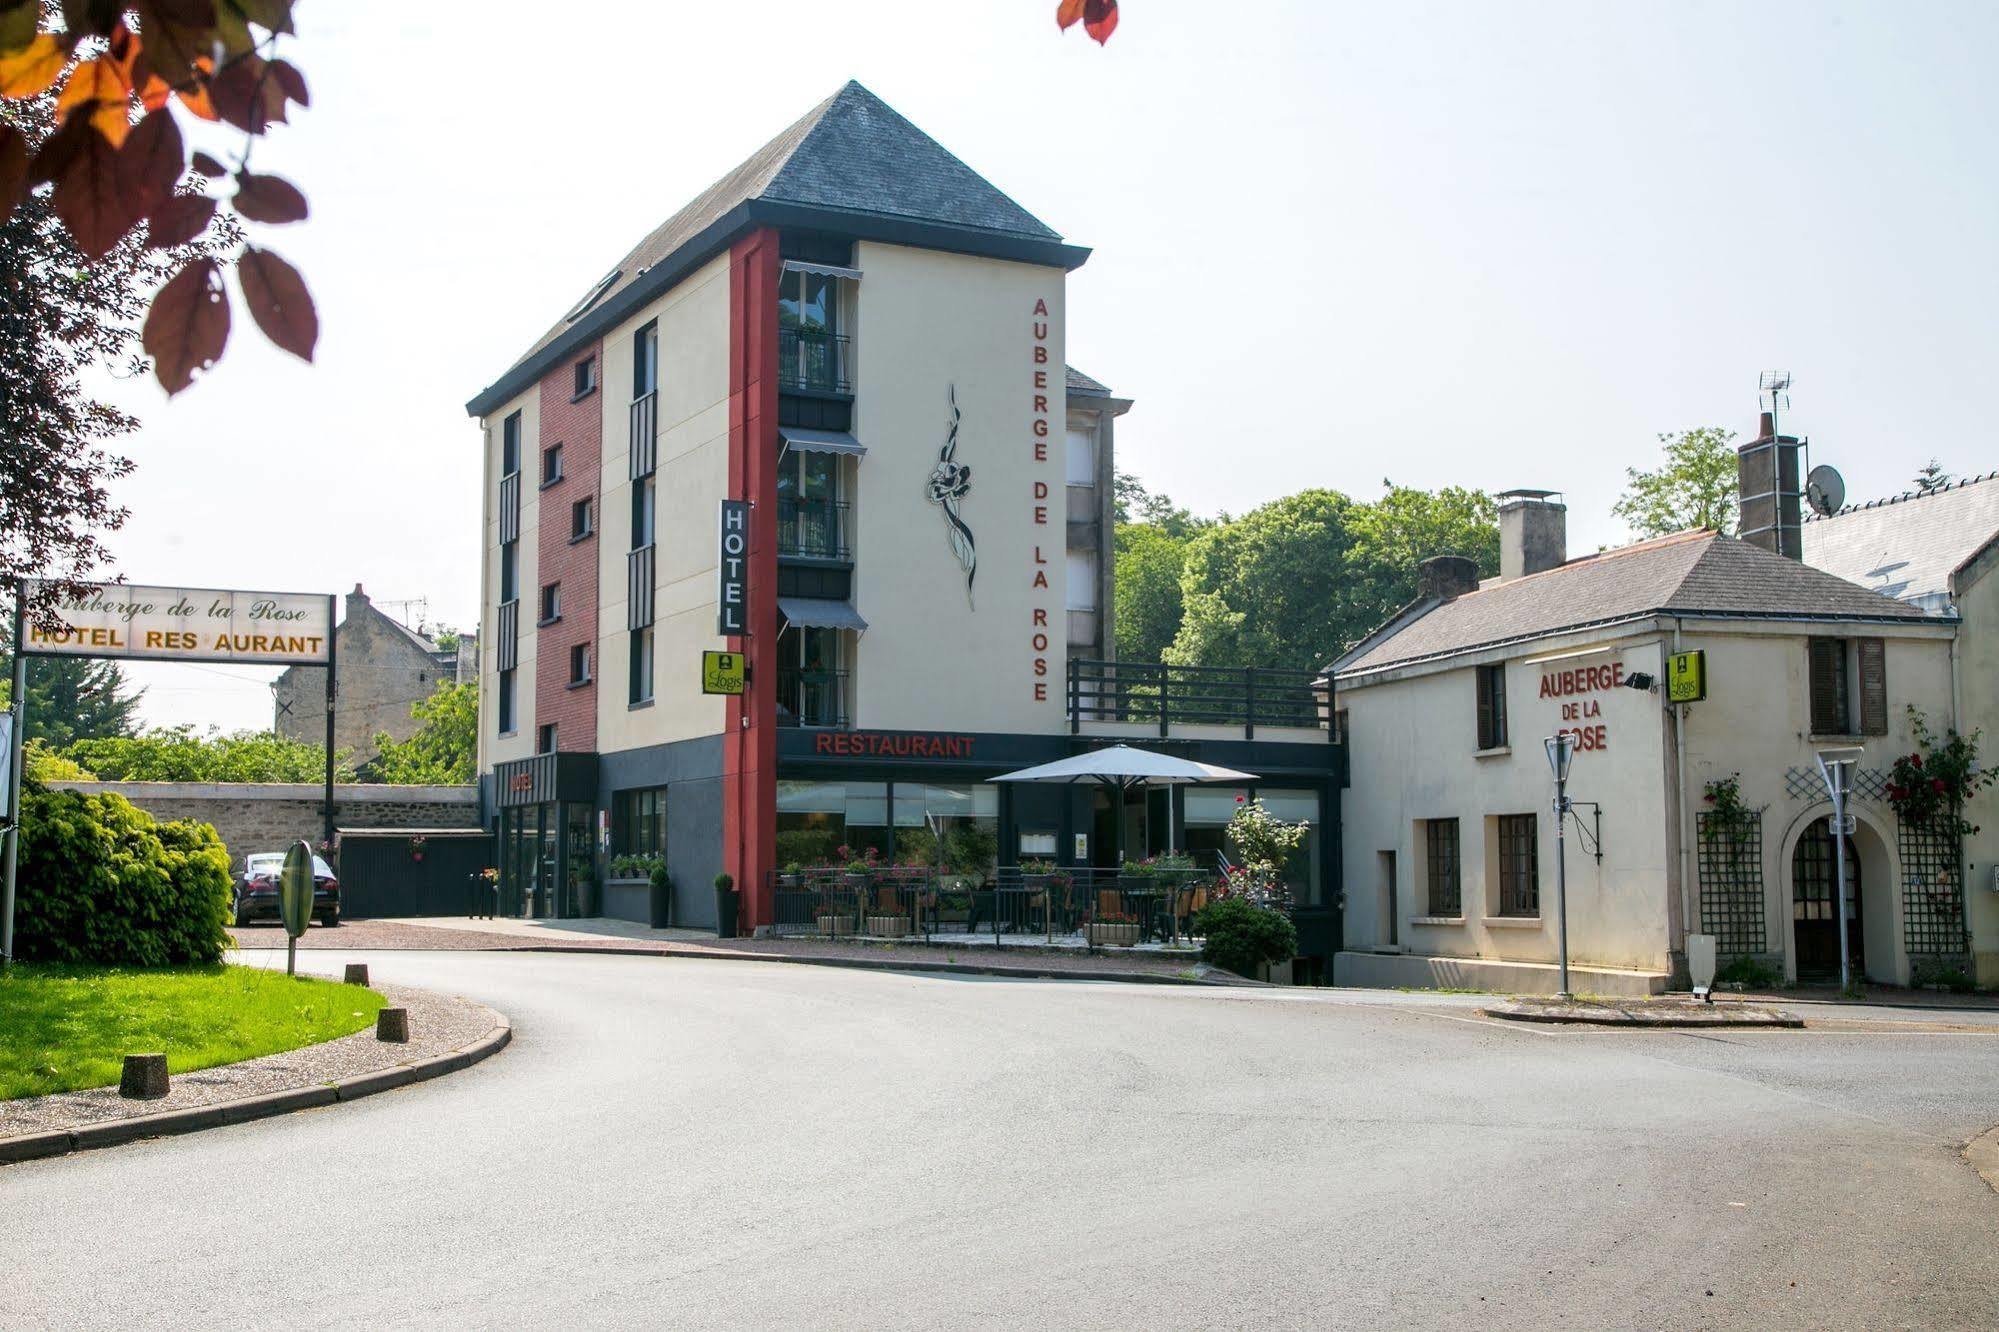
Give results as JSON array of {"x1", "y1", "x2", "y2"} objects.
[{"x1": 233, "y1": 852, "x2": 341, "y2": 927}]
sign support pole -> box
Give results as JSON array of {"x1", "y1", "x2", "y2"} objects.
[
  {"x1": 322, "y1": 593, "x2": 336, "y2": 850},
  {"x1": 2, "y1": 581, "x2": 26, "y2": 968}
]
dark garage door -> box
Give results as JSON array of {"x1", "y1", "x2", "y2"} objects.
[{"x1": 337, "y1": 830, "x2": 493, "y2": 919}]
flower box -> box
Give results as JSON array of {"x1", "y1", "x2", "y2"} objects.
[
  {"x1": 1088, "y1": 922, "x2": 1140, "y2": 948},
  {"x1": 865, "y1": 914, "x2": 911, "y2": 938},
  {"x1": 817, "y1": 915, "x2": 856, "y2": 937}
]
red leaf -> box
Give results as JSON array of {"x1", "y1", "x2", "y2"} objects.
[
  {"x1": 209, "y1": 53, "x2": 289, "y2": 133},
  {"x1": 232, "y1": 169, "x2": 306, "y2": 223},
  {"x1": 1056, "y1": 0, "x2": 1086, "y2": 29},
  {"x1": 143, "y1": 255, "x2": 230, "y2": 393},
  {"x1": 236, "y1": 245, "x2": 316, "y2": 361},
  {"x1": 268, "y1": 56, "x2": 308, "y2": 108},
  {"x1": 117, "y1": 107, "x2": 183, "y2": 217},
  {"x1": 190, "y1": 150, "x2": 225, "y2": 177},
  {"x1": 0, "y1": 123, "x2": 25, "y2": 214},
  {"x1": 1083, "y1": 0, "x2": 1118, "y2": 42},
  {"x1": 51, "y1": 123, "x2": 138, "y2": 259},
  {"x1": 146, "y1": 192, "x2": 215, "y2": 248}
]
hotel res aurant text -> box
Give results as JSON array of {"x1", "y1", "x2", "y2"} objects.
[{"x1": 21, "y1": 583, "x2": 333, "y2": 666}]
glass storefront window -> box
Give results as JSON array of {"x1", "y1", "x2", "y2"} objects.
[
  {"x1": 775, "y1": 781, "x2": 889, "y2": 866},
  {"x1": 1256, "y1": 788, "x2": 1321, "y2": 904},
  {"x1": 612, "y1": 786, "x2": 667, "y2": 858},
  {"x1": 777, "y1": 780, "x2": 994, "y2": 873}
]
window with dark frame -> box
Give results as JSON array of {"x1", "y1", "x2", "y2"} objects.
[
  {"x1": 536, "y1": 723, "x2": 557, "y2": 754},
  {"x1": 633, "y1": 321, "x2": 658, "y2": 398},
  {"x1": 1497, "y1": 813, "x2": 1538, "y2": 917},
  {"x1": 612, "y1": 786, "x2": 668, "y2": 858},
  {"x1": 573, "y1": 356, "x2": 597, "y2": 398},
  {"x1": 497, "y1": 668, "x2": 516, "y2": 734},
  {"x1": 1811, "y1": 636, "x2": 1887, "y2": 735},
  {"x1": 629, "y1": 626, "x2": 654, "y2": 704},
  {"x1": 631, "y1": 475, "x2": 655, "y2": 550},
  {"x1": 1475, "y1": 663, "x2": 1508, "y2": 750},
  {"x1": 571, "y1": 497, "x2": 593, "y2": 541},
  {"x1": 541, "y1": 443, "x2": 563, "y2": 486},
  {"x1": 501, "y1": 411, "x2": 521, "y2": 476},
  {"x1": 569, "y1": 642, "x2": 591, "y2": 685},
  {"x1": 539, "y1": 582, "x2": 560, "y2": 625},
  {"x1": 499, "y1": 543, "x2": 517, "y2": 603},
  {"x1": 1425, "y1": 818, "x2": 1462, "y2": 916}
]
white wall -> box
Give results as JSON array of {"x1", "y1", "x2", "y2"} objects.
[
  {"x1": 477, "y1": 385, "x2": 541, "y2": 772},
  {"x1": 848, "y1": 242, "x2": 1068, "y2": 735}
]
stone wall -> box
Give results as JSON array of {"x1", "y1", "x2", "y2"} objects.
[{"x1": 46, "y1": 781, "x2": 481, "y2": 872}]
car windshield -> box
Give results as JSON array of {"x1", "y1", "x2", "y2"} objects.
[{"x1": 245, "y1": 854, "x2": 334, "y2": 878}]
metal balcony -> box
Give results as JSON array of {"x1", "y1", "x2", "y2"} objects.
[
  {"x1": 776, "y1": 497, "x2": 852, "y2": 562},
  {"x1": 776, "y1": 667, "x2": 850, "y2": 729},
  {"x1": 777, "y1": 327, "x2": 851, "y2": 395}
]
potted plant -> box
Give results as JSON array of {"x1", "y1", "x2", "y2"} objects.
[
  {"x1": 777, "y1": 861, "x2": 803, "y2": 890},
  {"x1": 1087, "y1": 909, "x2": 1140, "y2": 948},
  {"x1": 865, "y1": 900, "x2": 912, "y2": 938},
  {"x1": 1020, "y1": 857, "x2": 1056, "y2": 899},
  {"x1": 816, "y1": 900, "x2": 856, "y2": 937},
  {"x1": 838, "y1": 844, "x2": 879, "y2": 892},
  {"x1": 1119, "y1": 857, "x2": 1159, "y2": 893}
]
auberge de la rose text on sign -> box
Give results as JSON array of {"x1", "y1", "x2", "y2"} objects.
[
  {"x1": 21, "y1": 583, "x2": 332, "y2": 666},
  {"x1": 1027, "y1": 296, "x2": 1055, "y2": 704},
  {"x1": 1540, "y1": 659, "x2": 1626, "y2": 752}
]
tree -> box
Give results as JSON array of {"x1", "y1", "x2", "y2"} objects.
[
  {"x1": 1915, "y1": 459, "x2": 1950, "y2": 494},
  {"x1": 0, "y1": 3, "x2": 317, "y2": 397},
  {"x1": 61, "y1": 723, "x2": 349, "y2": 782},
  {"x1": 1612, "y1": 427, "x2": 1739, "y2": 539},
  {"x1": 1112, "y1": 524, "x2": 1189, "y2": 665},
  {"x1": 1113, "y1": 471, "x2": 1211, "y2": 540},
  {"x1": 1165, "y1": 484, "x2": 1500, "y2": 672},
  {"x1": 0, "y1": 636, "x2": 141, "y2": 747},
  {"x1": 0, "y1": 93, "x2": 240, "y2": 626},
  {"x1": 366, "y1": 681, "x2": 477, "y2": 785}
]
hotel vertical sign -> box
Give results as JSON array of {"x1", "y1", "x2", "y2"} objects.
[{"x1": 717, "y1": 499, "x2": 749, "y2": 635}]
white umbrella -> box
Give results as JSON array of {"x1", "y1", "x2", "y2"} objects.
[{"x1": 990, "y1": 745, "x2": 1258, "y2": 863}]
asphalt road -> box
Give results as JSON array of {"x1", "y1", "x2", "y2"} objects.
[{"x1": 6, "y1": 953, "x2": 1999, "y2": 1331}]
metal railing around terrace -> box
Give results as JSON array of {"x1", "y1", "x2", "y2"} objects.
[
  {"x1": 776, "y1": 497, "x2": 851, "y2": 562},
  {"x1": 1067, "y1": 659, "x2": 1329, "y2": 739},
  {"x1": 777, "y1": 327, "x2": 851, "y2": 395},
  {"x1": 767, "y1": 858, "x2": 1254, "y2": 953},
  {"x1": 776, "y1": 667, "x2": 849, "y2": 729}
]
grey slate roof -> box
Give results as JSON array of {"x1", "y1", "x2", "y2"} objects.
[
  {"x1": 1336, "y1": 530, "x2": 1930, "y2": 678},
  {"x1": 1801, "y1": 471, "x2": 1999, "y2": 608},
  {"x1": 470, "y1": 82, "x2": 1084, "y2": 415},
  {"x1": 1066, "y1": 364, "x2": 1111, "y2": 396}
]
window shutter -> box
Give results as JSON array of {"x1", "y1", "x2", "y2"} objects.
[
  {"x1": 1857, "y1": 637, "x2": 1888, "y2": 735},
  {"x1": 1808, "y1": 639, "x2": 1843, "y2": 734}
]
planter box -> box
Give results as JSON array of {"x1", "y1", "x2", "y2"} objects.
[
  {"x1": 1088, "y1": 922, "x2": 1140, "y2": 948},
  {"x1": 817, "y1": 915, "x2": 856, "y2": 937},
  {"x1": 866, "y1": 915, "x2": 911, "y2": 938},
  {"x1": 601, "y1": 877, "x2": 651, "y2": 924}
]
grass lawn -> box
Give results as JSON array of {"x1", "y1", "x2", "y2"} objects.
[{"x1": 0, "y1": 963, "x2": 385, "y2": 1101}]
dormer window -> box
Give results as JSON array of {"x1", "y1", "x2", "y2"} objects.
[{"x1": 564, "y1": 269, "x2": 620, "y2": 323}]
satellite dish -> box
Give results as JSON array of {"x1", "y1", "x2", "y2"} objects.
[{"x1": 1806, "y1": 464, "x2": 1846, "y2": 517}]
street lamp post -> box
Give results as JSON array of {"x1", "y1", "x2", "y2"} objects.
[
  {"x1": 1814, "y1": 746, "x2": 1864, "y2": 993},
  {"x1": 1544, "y1": 732, "x2": 1576, "y2": 1001}
]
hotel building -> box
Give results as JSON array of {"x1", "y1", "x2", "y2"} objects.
[{"x1": 466, "y1": 83, "x2": 1341, "y2": 937}]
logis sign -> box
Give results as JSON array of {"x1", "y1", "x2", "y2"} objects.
[{"x1": 20, "y1": 581, "x2": 332, "y2": 666}]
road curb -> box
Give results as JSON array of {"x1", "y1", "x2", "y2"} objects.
[
  {"x1": 1482, "y1": 1002, "x2": 1803, "y2": 1028},
  {"x1": 0, "y1": 1018, "x2": 511, "y2": 1167},
  {"x1": 511, "y1": 941, "x2": 1254, "y2": 988},
  {"x1": 1965, "y1": 1125, "x2": 1999, "y2": 1194}
]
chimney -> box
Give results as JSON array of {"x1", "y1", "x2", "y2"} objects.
[
  {"x1": 1497, "y1": 490, "x2": 1567, "y2": 581},
  {"x1": 1418, "y1": 554, "x2": 1481, "y2": 600},
  {"x1": 1737, "y1": 412, "x2": 1803, "y2": 559}
]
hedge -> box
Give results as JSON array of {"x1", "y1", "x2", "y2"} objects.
[{"x1": 13, "y1": 781, "x2": 233, "y2": 966}]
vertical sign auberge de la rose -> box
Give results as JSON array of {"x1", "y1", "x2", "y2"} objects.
[{"x1": 1026, "y1": 296, "x2": 1055, "y2": 705}]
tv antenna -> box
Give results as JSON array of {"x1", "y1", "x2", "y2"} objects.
[{"x1": 379, "y1": 596, "x2": 431, "y2": 632}]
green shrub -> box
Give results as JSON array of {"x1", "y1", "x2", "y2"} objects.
[
  {"x1": 14, "y1": 781, "x2": 233, "y2": 966},
  {"x1": 1195, "y1": 895, "x2": 1298, "y2": 978},
  {"x1": 1714, "y1": 956, "x2": 1782, "y2": 989},
  {"x1": 1912, "y1": 959, "x2": 1976, "y2": 994}
]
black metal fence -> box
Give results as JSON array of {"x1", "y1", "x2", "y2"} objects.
[
  {"x1": 768, "y1": 863, "x2": 1238, "y2": 952},
  {"x1": 776, "y1": 667, "x2": 849, "y2": 728},
  {"x1": 1067, "y1": 658, "x2": 1327, "y2": 738},
  {"x1": 777, "y1": 327, "x2": 851, "y2": 394},
  {"x1": 776, "y1": 497, "x2": 851, "y2": 561}
]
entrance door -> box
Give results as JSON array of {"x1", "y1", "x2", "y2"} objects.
[{"x1": 1793, "y1": 817, "x2": 1862, "y2": 980}]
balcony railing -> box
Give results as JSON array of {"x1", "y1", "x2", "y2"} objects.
[
  {"x1": 776, "y1": 497, "x2": 851, "y2": 562},
  {"x1": 1068, "y1": 659, "x2": 1329, "y2": 739},
  {"x1": 629, "y1": 391, "x2": 657, "y2": 478},
  {"x1": 777, "y1": 327, "x2": 851, "y2": 395},
  {"x1": 776, "y1": 667, "x2": 849, "y2": 729}
]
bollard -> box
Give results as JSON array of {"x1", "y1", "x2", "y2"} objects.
[
  {"x1": 119, "y1": 1053, "x2": 169, "y2": 1100},
  {"x1": 343, "y1": 963, "x2": 369, "y2": 987},
  {"x1": 375, "y1": 1007, "x2": 409, "y2": 1043}
]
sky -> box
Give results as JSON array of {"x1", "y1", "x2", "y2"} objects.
[{"x1": 95, "y1": 0, "x2": 1999, "y2": 731}]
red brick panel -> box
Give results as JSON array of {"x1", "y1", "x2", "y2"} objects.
[{"x1": 535, "y1": 338, "x2": 604, "y2": 752}]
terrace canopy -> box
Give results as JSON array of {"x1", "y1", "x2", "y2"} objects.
[{"x1": 989, "y1": 745, "x2": 1257, "y2": 863}]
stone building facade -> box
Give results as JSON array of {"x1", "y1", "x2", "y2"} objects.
[
  {"x1": 273, "y1": 585, "x2": 467, "y2": 766},
  {"x1": 46, "y1": 780, "x2": 480, "y2": 872}
]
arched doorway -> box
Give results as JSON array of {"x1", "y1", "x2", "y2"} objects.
[{"x1": 1792, "y1": 816, "x2": 1862, "y2": 980}]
